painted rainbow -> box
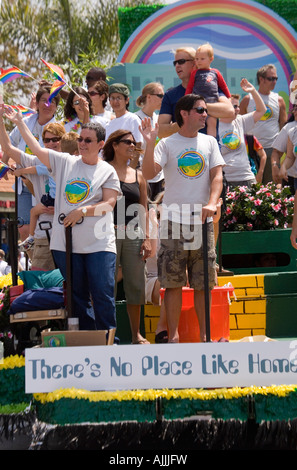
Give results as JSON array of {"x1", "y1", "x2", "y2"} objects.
[{"x1": 118, "y1": 0, "x2": 297, "y2": 83}]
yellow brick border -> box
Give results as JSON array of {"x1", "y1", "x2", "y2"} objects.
[{"x1": 144, "y1": 274, "x2": 267, "y2": 343}]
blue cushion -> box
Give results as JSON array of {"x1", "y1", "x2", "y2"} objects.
[{"x1": 9, "y1": 287, "x2": 64, "y2": 314}]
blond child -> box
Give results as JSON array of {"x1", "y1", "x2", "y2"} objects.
[
  {"x1": 185, "y1": 43, "x2": 231, "y2": 137},
  {"x1": 19, "y1": 132, "x2": 79, "y2": 251}
]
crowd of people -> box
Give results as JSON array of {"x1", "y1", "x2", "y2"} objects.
[{"x1": 1, "y1": 43, "x2": 297, "y2": 344}]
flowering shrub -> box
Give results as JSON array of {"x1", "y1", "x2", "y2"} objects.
[{"x1": 222, "y1": 182, "x2": 295, "y2": 231}]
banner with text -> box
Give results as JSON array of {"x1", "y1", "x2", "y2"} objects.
[{"x1": 25, "y1": 341, "x2": 297, "y2": 393}]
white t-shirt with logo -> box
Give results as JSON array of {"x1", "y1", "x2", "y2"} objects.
[
  {"x1": 154, "y1": 132, "x2": 224, "y2": 222},
  {"x1": 218, "y1": 113, "x2": 256, "y2": 182},
  {"x1": 48, "y1": 151, "x2": 120, "y2": 254},
  {"x1": 246, "y1": 91, "x2": 280, "y2": 147}
]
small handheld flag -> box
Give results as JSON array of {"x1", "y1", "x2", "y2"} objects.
[
  {"x1": 0, "y1": 66, "x2": 35, "y2": 84},
  {"x1": 48, "y1": 79, "x2": 65, "y2": 103},
  {"x1": 41, "y1": 58, "x2": 79, "y2": 97},
  {"x1": 0, "y1": 161, "x2": 12, "y2": 179},
  {"x1": 4, "y1": 104, "x2": 36, "y2": 116},
  {"x1": 40, "y1": 59, "x2": 66, "y2": 83}
]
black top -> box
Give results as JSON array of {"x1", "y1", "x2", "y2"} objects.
[{"x1": 114, "y1": 171, "x2": 140, "y2": 226}]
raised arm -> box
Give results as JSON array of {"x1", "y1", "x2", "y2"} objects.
[
  {"x1": 0, "y1": 104, "x2": 22, "y2": 165},
  {"x1": 139, "y1": 117, "x2": 162, "y2": 180},
  {"x1": 3, "y1": 105, "x2": 50, "y2": 168},
  {"x1": 240, "y1": 78, "x2": 266, "y2": 122}
]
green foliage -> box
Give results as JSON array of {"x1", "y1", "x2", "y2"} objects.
[{"x1": 118, "y1": 4, "x2": 165, "y2": 50}]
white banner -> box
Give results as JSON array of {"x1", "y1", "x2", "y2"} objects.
[{"x1": 25, "y1": 341, "x2": 297, "y2": 393}]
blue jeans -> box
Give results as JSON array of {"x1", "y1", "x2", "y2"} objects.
[{"x1": 52, "y1": 250, "x2": 116, "y2": 331}]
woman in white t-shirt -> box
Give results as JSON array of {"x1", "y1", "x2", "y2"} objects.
[
  {"x1": 3, "y1": 105, "x2": 121, "y2": 332},
  {"x1": 87, "y1": 80, "x2": 114, "y2": 127},
  {"x1": 62, "y1": 86, "x2": 97, "y2": 134},
  {"x1": 135, "y1": 82, "x2": 165, "y2": 200},
  {"x1": 218, "y1": 79, "x2": 266, "y2": 189}
]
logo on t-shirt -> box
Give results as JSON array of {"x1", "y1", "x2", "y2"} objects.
[
  {"x1": 177, "y1": 150, "x2": 205, "y2": 178},
  {"x1": 260, "y1": 105, "x2": 273, "y2": 121},
  {"x1": 64, "y1": 179, "x2": 90, "y2": 204},
  {"x1": 221, "y1": 132, "x2": 241, "y2": 150}
]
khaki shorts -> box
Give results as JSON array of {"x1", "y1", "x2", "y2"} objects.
[
  {"x1": 157, "y1": 220, "x2": 216, "y2": 291},
  {"x1": 31, "y1": 238, "x2": 56, "y2": 271}
]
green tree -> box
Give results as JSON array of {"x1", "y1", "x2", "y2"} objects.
[{"x1": 0, "y1": 0, "x2": 153, "y2": 103}]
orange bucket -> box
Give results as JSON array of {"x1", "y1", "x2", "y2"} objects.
[{"x1": 160, "y1": 285, "x2": 234, "y2": 342}]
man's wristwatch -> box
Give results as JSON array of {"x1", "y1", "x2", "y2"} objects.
[{"x1": 81, "y1": 207, "x2": 87, "y2": 217}]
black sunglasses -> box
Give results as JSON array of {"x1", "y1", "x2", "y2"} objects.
[
  {"x1": 88, "y1": 91, "x2": 100, "y2": 96},
  {"x1": 43, "y1": 137, "x2": 61, "y2": 143},
  {"x1": 265, "y1": 76, "x2": 278, "y2": 81},
  {"x1": 192, "y1": 106, "x2": 208, "y2": 114},
  {"x1": 151, "y1": 93, "x2": 164, "y2": 99},
  {"x1": 173, "y1": 59, "x2": 193, "y2": 66},
  {"x1": 118, "y1": 139, "x2": 136, "y2": 146},
  {"x1": 77, "y1": 137, "x2": 96, "y2": 144}
]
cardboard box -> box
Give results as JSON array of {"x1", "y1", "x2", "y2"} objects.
[
  {"x1": 41, "y1": 329, "x2": 116, "y2": 347},
  {"x1": 10, "y1": 308, "x2": 67, "y2": 323}
]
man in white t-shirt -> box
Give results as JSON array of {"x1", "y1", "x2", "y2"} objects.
[
  {"x1": 240, "y1": 64, "x2": 287, "y2": 183},
  {"x1": 141, "y1": 94, "x2": 225, "y2": 343}
]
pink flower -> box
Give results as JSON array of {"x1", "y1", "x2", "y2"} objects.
[
  {"x1": 251, "y1": 209, "x2": 256, "y2": 215},
  {"x1": 272, "y1": 203, "x2": 281, "y2": 212},
  {"x1": 274, "y1": 219, "x2": 279, "y2": 226},
  {"x1": 254, "y1": 199, "x2": 262, "y2": 206}
]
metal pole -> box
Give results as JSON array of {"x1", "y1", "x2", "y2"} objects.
[{"x1": 202, "y1": 222, "x2": 211, "y2": 342}]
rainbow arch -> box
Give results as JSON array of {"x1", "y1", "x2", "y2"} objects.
[{"x1": 118, "y1": 0, "x2": 297, "y2": 83}]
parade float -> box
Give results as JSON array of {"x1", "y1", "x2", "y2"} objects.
[{"x1": 2, "y1": 0, "x2": 297, "y2": 451}]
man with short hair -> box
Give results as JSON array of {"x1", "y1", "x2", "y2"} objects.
[
  {"x1": 85, "y1": 67, "x2": 107, "y2": 89},
  {"x1": 141, "y1": 94, "x2": 225, "y2": 343},
  {"x1": 158, "y1": 47, "x2": 235, "y2": 139},
  {"x1": 240, "y1": 64, "x2": 287, "y2": 183}
]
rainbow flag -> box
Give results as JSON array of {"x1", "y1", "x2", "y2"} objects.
[
  {"x1": 48, "y1": 79, "x2": 65, "y2": 103},
  {"x1": 5, "y1": 104, "x2": 36, "y2": 116},
  {"x1": 0, "y1": 66, "x2": 31, "y2": 83},
  {"x1": 0, "y1": 161, "x2": 11, "y2": 179},
  {"x1": 41, "y1": 59, "x2": 65, "y2": 83}
]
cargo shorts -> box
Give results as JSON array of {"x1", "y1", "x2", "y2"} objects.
[{"x1": 157, "y1": 220, "x2": 216, "y2": 291}]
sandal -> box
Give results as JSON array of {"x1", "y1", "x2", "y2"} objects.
[
  {"x1": 155, "y1": 330, "x2": 168, "y2": 344},
  {"x1": 132, "y1": 338, "x2": 150, "y2": 345}
]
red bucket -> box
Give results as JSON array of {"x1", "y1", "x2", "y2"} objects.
[{"x1": 160, "y1": 285, "x2": 234, "y2": 342}]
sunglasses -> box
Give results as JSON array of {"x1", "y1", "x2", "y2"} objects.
[
  {"x1": 77, "y1": 137, "x2": 97, "y2": 144},
  {"x1": 173, "y1": 59, "x2": 193, "y2": 66},
  {"x1": 88, "y1": 91, "x2": 100, "y2": 96},
  {"x1": 151, "y1": 93, "x2": 164, "y2": 99},
  {"x1": 118, "y1": 139, "x2": 136, "y2": 146},
  {"x1": 43, "y1": 137, "x2": 61, "y2": 143},
  {"x1": 192, "y1": 106, "x2": 208, "y2": 114},
  {"x1": 265, "y1": 76, "x2": 278, "y2": 81}
]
